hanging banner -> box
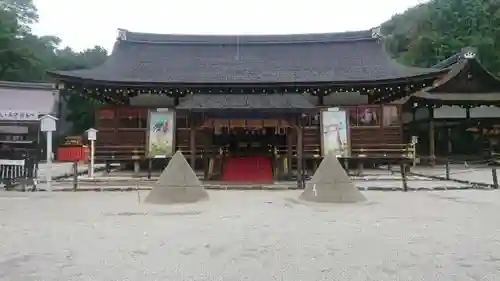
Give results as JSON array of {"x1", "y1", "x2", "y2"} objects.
[
  {"x1": 320, "y1": 107, "x2": 350, "y2": 157},
  {"x1": 0, "y1": 110, "x2": 38, "y2": 121},
  {"x1": 147, "y1": 109, "x2": 175, "y2": 158}
]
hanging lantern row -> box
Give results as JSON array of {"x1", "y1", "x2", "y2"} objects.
[{"x1": 59, "y1": 79, "x2": 434, "y2": 106}]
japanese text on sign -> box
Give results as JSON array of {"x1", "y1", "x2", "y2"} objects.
[{"x1": 0, "y1": 110, "x2": 39, "y2": 121}]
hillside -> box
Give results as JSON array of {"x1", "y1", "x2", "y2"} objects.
[{"x1": 381, "y1": 0, "x2": 500, "y2": 74}]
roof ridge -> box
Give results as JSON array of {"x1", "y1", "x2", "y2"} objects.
[{"x1": 115, "y1": 28, "x2": 378, "y2": 45}]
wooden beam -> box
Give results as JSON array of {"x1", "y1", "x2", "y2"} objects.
[
  {"x1": 189, "y1": 118, "x2": 196, "y2": 168},
  {"x1": 296, "y1": 119, "x2": 304, "y2": 189},
  {"x1": 428, "y1": 106, "x2": 435, "y2": 166},
  {"x1": 287, "y1": 128, "x2": 293, "y2": 180}
]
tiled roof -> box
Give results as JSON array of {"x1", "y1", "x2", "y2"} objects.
[{"x1": 50, "y1": 29, "x2": 446, "y2": 85}]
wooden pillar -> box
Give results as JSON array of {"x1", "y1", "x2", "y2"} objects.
[
  {"x1": 428, "y1": 106, "x2": 435, "y2": 166},
  {"x1": 447, "y1": 127, "x2": 452, "y2": 155},
  {"x1": 400, "y1": 163, "x2": 408, "y2": 192},
  {"x1": 296, "y1": 120, "x2": 304, "y2": 189},
  {"x1": 273, "y1": 155, "x2": 279, "y2": 181},
  {"x1": 287, "y1": 128, "x2": 293, "y2": 180},
  {"x1": 318, "y1": 93, "x2": 324, "y2": 106},
  {"x1": 203, "y1": 131, "x2": 210, "y2": 180},
  {"x1": 189, "y1": 118, "x2": 196, "y2": 169}
]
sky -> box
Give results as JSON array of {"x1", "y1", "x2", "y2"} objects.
[{"x1": 31, "y1": 0, "x2": 426, "y2": 52}]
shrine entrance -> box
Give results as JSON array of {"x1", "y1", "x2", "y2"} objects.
[
  {"x1": 204, "y1": 119, "x2": 288, "y2": 156},
  {"x1": 204, "y1": 119, "x2": 288, "y2": 182},
  {"x1": 214, "y1": 127, "x2": 286, "y2": 156}
]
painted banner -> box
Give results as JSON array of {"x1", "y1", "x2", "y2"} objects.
[
  {"x1": 147, "y1": 109, "x2": 175, "y2": 158},
  {"x1": 0, "y1": 110, "x2": 38, "y2": 121},
  {"x1": 321, "y1": 108, "x2": 350, "y2": 157}
]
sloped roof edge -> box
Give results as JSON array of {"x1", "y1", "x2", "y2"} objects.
[{"x1": 429, "y1": 47, "x2": 500, "y2": 92}]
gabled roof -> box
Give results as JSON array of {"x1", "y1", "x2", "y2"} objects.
[
  {"x1": 49, "y1": 28, "x2": 446, "y2": 86},
  {"x1": 430, "y1": 47, "x2": 500, "y2": 93},
  {"x1": 394, "y1": 48, "x2": 500, "y2": 105}
]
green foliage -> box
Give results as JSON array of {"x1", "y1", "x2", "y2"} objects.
[
  {"x1": 63, "y1": 94, "x2": 95, "y2": 134},
  {"x1": 0, "y1": 6, "x2": 35, "y2": 79},
  {"x1": 382, "y1": 0, "x2": 500, "y2": 74},
  {"x1": 0, "y1": 0, "x2": 107, "y2": 133}
]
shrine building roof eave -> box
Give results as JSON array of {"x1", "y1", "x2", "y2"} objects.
[
  {"x1": 176, "y1": 93, "x2": 316, "y2": 113},
  {"x1": 394, "y1": 92, "x2": 500, "y2": 106},
  {"x1": 392, "y1": 85, "x2": 500, "y2": 104},
  {"x1": 49, "y1": 70, "x2": 447, "y2": 88},
  {"x1": 430, "y1": 47, "x2": 500, "y2": 92},
  {"x1": 48, "y1": 28, "x2": 446, "y2": 86}
]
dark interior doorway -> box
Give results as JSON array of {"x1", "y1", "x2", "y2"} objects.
[{"x1": 213, "y1": 127, "x2": 286, "y2": 156}]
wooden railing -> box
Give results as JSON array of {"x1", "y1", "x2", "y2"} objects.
[
  {"x1": 95, "y1": 145, "x2": 145, "y2": 161},
  {"x1": 350, "y1": 143, "x2": 415, "y2": 160}
]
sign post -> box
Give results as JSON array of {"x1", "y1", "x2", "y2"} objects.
[
  {"x1": 86, "y1": 128, "x2": 98, "y2": 179},
  {"x1": 39, "y1": 115, "x2": 57, "y2": 192}
]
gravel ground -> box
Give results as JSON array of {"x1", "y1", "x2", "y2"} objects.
[{"x1": 1, "y1": 190, "x2": 500, "y2": 280}]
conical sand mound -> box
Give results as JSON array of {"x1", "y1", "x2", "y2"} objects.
[
  {"x1": 145, "y1": 151, "x2": 209, "y2": 204},
  {"x1": 299, "y1": 153, "x2": 366, "y2": 203}
]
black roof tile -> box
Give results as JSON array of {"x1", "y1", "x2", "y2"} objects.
[{"x1": 51, "y1": 29, "x2": 446, "y2": 85}]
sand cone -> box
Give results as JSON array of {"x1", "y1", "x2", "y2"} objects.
[
  {"x1": 144, "y1": 150, "x2": 209, "y2": 204},
  {"x1": 299, "y1": 152, "x2": 366, "y2": 203}
]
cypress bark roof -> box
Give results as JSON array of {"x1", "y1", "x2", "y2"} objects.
[{"x1": 50, "y1": 28, "x2": 446, "y2": 85}]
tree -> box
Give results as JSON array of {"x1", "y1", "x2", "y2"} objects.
[
  {"x1": 0, "y1": 7, "x2": 35, "y2": 79},
  {"x1": 382, "y1": 0, "x2": 500, "y2": 74},
  {"x1": 0, "y1": 0, "x2": 39, "y2": 29},
  {"x1": 0, "y1": 0, "x2": 108, "y2": 133}
]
